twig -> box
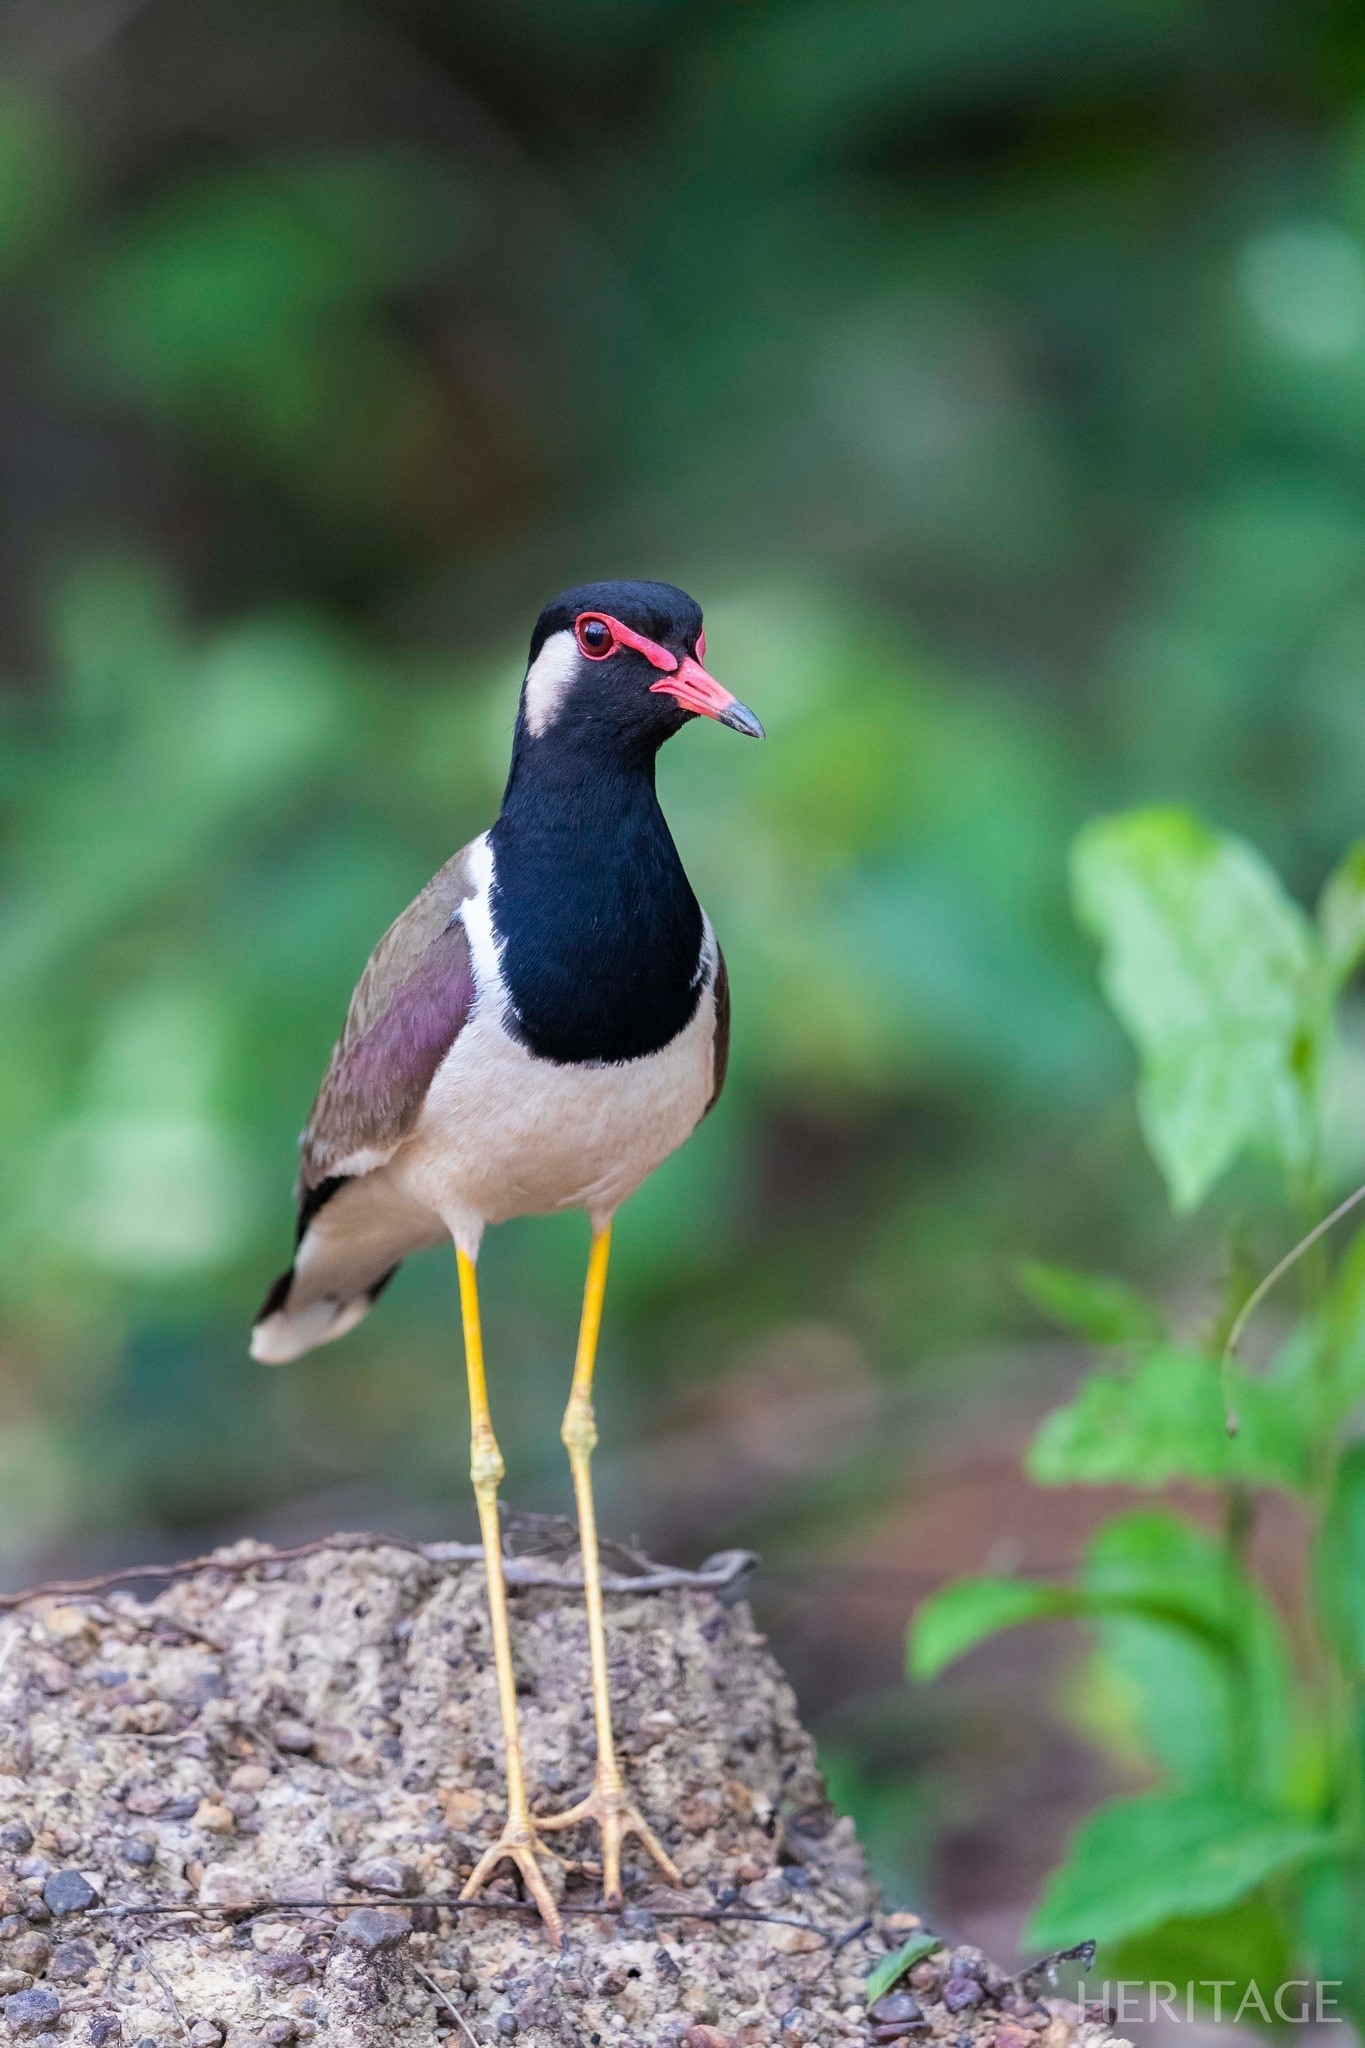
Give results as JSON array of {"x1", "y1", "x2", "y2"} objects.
[
  {"x1": 830, "y1": 1915, "x2": 875, "y2": 1956},
  {"x1": 0, "y1": 1534, "x2": 758, "y2": 1612},
  {"x1": 413, "y1": 1958, "x2": 483, "y2": 2047},
  {"x1": 127, "y1": 1929, "x2": 189, "y2": 2038},
  {"x1": 1015, "y1": 1939, "x2": 1096, "y2": 1990},
  {"x1": 1220, "y1": 1178, "x2": 1365, "y2": 1431},
  {"x1": 80, "y1": 1893, "x2": 837, "y2": 1938}
]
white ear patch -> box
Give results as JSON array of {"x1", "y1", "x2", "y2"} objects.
[{"x1": 522, "y1": 628, "x2": 580, "y2": 737}]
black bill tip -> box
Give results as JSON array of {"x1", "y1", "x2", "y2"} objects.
[{"x1": 717, "y1": 699, "x2": 765, "y2": 738}]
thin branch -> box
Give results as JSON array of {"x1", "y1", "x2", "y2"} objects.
[
  {"x1": 413, "y1": 1958, "x2": 484, "y2": 2047},
  {"x1": 0, "y1": 1534, "x2": 757, "y2": 1613},
  {"x1": 1220, "y1": 1178, "x2": 1365, "y2": 1433},
  {"x1": 79, "y1": 1893, "x2": 835, "y2": 1939},
  {"x1": 127, "y1": 1930, "x2": 189, "y2": 2038}
]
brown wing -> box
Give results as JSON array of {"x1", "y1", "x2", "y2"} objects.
[
  {"x1": 704, "y1": 944, "x2": 730, "y2": 1117},
  {"x1": 299, "y1": 845, "x2": 478, "y2": 1191}
]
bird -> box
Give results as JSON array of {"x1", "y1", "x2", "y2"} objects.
[{"x1": 251, "y1": 579, "x2": 762, "y2": 1938}]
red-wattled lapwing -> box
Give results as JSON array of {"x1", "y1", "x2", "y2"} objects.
[{"x1": 251, "y1": 581, "x2": 762, "y2": 1937}]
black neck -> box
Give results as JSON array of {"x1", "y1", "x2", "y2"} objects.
[{"x1": 488, "y1": 725, "x2": 705, "y2": 1065}]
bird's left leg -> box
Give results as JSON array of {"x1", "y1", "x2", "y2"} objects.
[
  {"x1": 538, "y1": 1224, "x2": 681, "y2": 1902},
  {"x1": 453, "y1": 1247, "x2": 564, "y2": 1940}
]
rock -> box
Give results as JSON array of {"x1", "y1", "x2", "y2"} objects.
[
  {"x1": 942, "y1": 1977, "x2": 984, "y2": 2013},
  {"x1": 261, "y1": 2025, "x2": 296, "y2": 2046},
  {"x1": 271, "y1": 1719, "x2": 314, "y2": 1754},
  {"x1": 187, "y1": 2025, "x2": 224, "y2": 2047},
  {"x1": 8, "y1": 1934, "x2": 50, "y2": 1975},
  {"x1": 0, "y1": 1538, "x2": 1121, "y2": 2048},
  {"x1": 0, "y1": 1825, "x2": 33, "y2": 1856},
  {"x1": 998, "y1": 2027, "x2": 1039, "y2": 2048},
  {"x1": 345, "y1": 1857, "x2": 418, "y2": 1896},
  {"x1": 40, "y1": 1870, "x2": 97, "y2": 1916},
  {"x1": 229, "y1": 1764, "x2": 272, "y2": 1792},
  {"x1": 197, "y1": 1865, "x2": 259, "y2": 1911},
  {"x1": 29, "y1": 1604, "x2": 97, "y2": 1662},
  {"x1": 47, "y1": 1940, "x2": 96, "y2": 1984},
  {"x1": 870, "y1": 1992, "x2": 923, "y2": 2026},
  {"x1": 0, "y1": 1971, "x2": 31, "y2": 1995},
  {"x1": 29, "y1": 1657, "x2": 72, "y2": 1697},
  {"x1": 3, "y1": 1986, "x2": 60, "y2": 2034},
  {"x1": 122, "y1": 1786, "x2": 167, "y2": 1817},
  {"x1": 254, "y1": 1954, "x2": 311, "y2": 1985},
  {"x1": 192, "y1": 1801, "x2": 235, "y2": 1834},
  {"x1": 334, "y1": 1908, "x2": 411, "y2": 1952}
]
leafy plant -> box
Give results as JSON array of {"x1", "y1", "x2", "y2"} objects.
[{"x1": 910, "y1": 807, "x2": 1365, "y2": 2020}]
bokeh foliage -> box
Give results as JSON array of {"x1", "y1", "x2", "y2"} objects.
[{"x1": 4, "y1": 0, "x2": 1365, "y2": 1962}]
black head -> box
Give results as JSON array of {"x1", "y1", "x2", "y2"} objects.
[{"x1": 517, "y1": 578, "x2": 763, "y2": 757}]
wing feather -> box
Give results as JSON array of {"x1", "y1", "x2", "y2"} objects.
[{"x1": 299, "y1": 844, "x2": 478, "y2": 1189}]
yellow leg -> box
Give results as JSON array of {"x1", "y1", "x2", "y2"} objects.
[
  {"x1": 538, "y1": 1225, "x2": 681, "y2": 1902},
  {"x1": 454, "y1": 1248, "x2": 564, "y2": 1940}
]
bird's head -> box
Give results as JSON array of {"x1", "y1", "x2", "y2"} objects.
[{"x1": 518, "y1": 579, "x2": 763, "y2": 756}]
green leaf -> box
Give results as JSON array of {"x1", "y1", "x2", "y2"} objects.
[
  {"x1": 1016, "y1": 1260, "x2": 1165, "y2": 1345},
  {"x1": 909, "y1": 1576, "x2": 1080, "y2": 1679},
  {"x1": 1028, "y1": 1791, "x2": 1333, "y2": 1949},
  {"x1": 1319, "y1": 840, "x2": 1365, "y2": 986},
  {"x1": 1027, "y1": 1345, "x2": 1312, "y2": 1493},
  {"x1": 1081, "y1": 1512, "x2": 1295, "y2": 1803},
  {"x1": 1107, "y1": 1893, "x2": 1293, "y2": 2004},
  {"x1": 1319, "y1": 1445, "x2": 1365, "y2": 1675},
  {"x1": 1071, "y1": 808, "x2": 1325, "y2": 1210},
  {"x1": 865, "y1": 1934, "x2": 939, "y2": 2006}
]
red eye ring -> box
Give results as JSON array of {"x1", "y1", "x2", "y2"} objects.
[{"x1": 575, "y1": 614, "x2": 617, "y2": 659}]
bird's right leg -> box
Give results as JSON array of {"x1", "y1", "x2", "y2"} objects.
[{"x1": 454, "y1": 1246, "x2": 564, "y2": 1941}]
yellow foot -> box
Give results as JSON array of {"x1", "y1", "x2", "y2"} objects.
[
  {"x1": 539, "y1": 1775, "x2": 681, "y2": 1905},
  {"x1": 460, "y1": 1816, "x2": 564, "y2": 1942}
]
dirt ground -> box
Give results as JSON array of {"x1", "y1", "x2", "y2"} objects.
[{"x1": 0, "y1": 1537, "x2": 1124, "y2": 2048}]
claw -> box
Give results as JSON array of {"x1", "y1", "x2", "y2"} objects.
[
  {"x1": 539, "y1": 1775, "x2": 680, "y2": 1905},
  {"x1": 460, "y1": 1816, "x2": 565, "y2": 1942}
]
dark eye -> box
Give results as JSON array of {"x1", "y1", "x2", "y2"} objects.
[{"x1": 576, "y1": 617, "x2": 613, "y2": 657}]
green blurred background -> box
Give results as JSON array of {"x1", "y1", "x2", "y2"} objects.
[{"x1": 3, "y1": 0, "x2": 1365, "y2": 1972}]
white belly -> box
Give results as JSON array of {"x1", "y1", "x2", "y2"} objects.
[{"x1": 389, "y1": 989, "x2": 716, "y2": 1249}]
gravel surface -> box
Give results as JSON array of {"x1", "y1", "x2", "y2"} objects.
[{"x1": 0, "y1": 1539, "x2": 1125, "y2": 2048}]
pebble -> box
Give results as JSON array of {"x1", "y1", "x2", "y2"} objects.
[
  {"x1": 229, "y1": 1764, "x2": 272, "y2": 1793},
  {"x1": 88, "y1": 2022, "x2": 122, "y2": 2047},
  {"x1": 334, "y1": 1908, "x2": 410, "y2": 1952},
  {"x1": 260, "y1": 2021, "x2": 296, "y2": 2046},
  {"x1": 870, "y1": 1992, "x2": 923, "y2": 2027},
  {"x1": 941, "y1": 1978, "x2": 984, "y2": 2013},
  {"x1": 497, "y1": 2018, "x2": 519, "y2": 2039},
  {"x1": 2, "y1": 1986, "x2": 60, "y2": 2034},
  {"x1": 0, "y1": 1825, "x2": 33, "y2": 1856},
  {"x1": 197, "y1": 1865, "x2": 258, "y2": 1911},
  {"x1": 0, "y1": 1971, "x2": 31, "y2": 1995},
  {"x1": 122, "y1": 1787, "x2": 167, "y2": 1817},
  {"x1": 41, "y1": 1870, "x2": 98, "y2": 1916},
  {"x1": 192, "y1": 1801, "x2": 235, "y2": 1834},
  {"x1": 272, "y1": 1719, "x2": 315, "y2": 1754},
  {"x1": 345, "y1": 1856, "x2": 417, "y2": 1895},
  {"x1": 9, "y1": 1934, "x2": 51, "y2": 1975},
  {"x1": 48, "y1": 1940, "x2": 96, "y2": 1983},
  {"x1": 187, "y1": 2026, "x2": 223, "y2": 2048},
  {"x1": 119, "y1": 1838, "x2": 155, "y2": 1867}
]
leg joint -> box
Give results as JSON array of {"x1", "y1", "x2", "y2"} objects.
[
  {"x1": 561, "y1": 1398, "x2": 597, "y2": 1459},
  {"x1": 470, "y1": 1430, "x2": 505, "y2": 1491}
]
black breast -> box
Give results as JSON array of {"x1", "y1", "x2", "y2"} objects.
[{"x1": 488, "y1": 762, "x2": 705, "y2": 1066}]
